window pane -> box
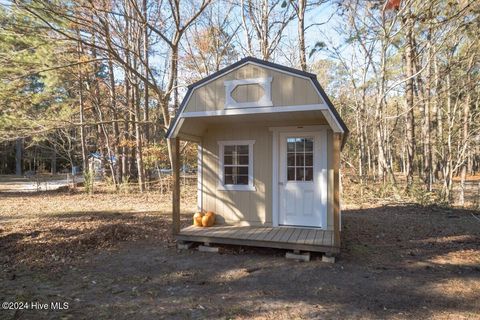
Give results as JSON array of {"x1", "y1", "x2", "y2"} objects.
[
  {"x1": 225, "y1": 175, "x2": 234, "y2": 184},
  {"x1": 305, "y1": 139, "x2": 313, "y2": 152},
  {"x1": 287, "y1": 153, "x2": 295, "y2": 166},
  {"x1": 238, "y1": 155, "x2": 249, "y2": 165},
  {"x1": 305, "y1": 167, "x2": 313, "y2": 181},
  {"x1": 237, "y1": 145, "x2": 249, "y2": 154},
  {"x1": 223, "y1": 144, "x2": 252, "y2": 186},
  {"x1": 238, "y1": 166, "x2": 249, "y2": 175},
  {"x1": 295, "y1": 138, "x2": 304, "y2": 152},
  {"x1": 237, "y1": 175, "x2": 248, "y2": 185},
  {"x1": 224, "y1": 145, "x2": 235, "y2": 155},
  {"x1": 287, "y1": 138, "x2": 296, "y2": 152},
  {"x1": 296, "y1": 154, "x2": 304, "y2": 167},
  {"x1": 224, "y1": 155, "x2": 233, "y2": 165},
  {"x1": 287, "y1": 167, "x2": 295, "y2": 181},
  {"x1": 305, "y1": 153, "x2": 313, "y2": 166},
  {"x1": 296, "y1": 167, "x2": 304, "y2": 181}
]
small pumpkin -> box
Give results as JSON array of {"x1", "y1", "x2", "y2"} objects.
[
  {"x1": 201, "y1": 214, "x2": 215, "y2": 227},
  {"x1": 205, "y1": 211, "x2": 215, "y2": 224},
  {"x1": 205, "y1": 211, "x2": 215, "y2": 218},
  {"x1": 193, "y1": 212, "x2": 204, "y2": 227}
]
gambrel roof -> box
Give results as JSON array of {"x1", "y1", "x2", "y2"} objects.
[{"x1": 167, "y1": 56, "x2": 349, "y2": 144}]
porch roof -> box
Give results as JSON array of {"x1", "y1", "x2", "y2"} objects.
[{"x1": 174, "y1": 108, "x2": 331, "y2": 142}]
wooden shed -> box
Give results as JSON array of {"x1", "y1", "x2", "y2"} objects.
[{"x1": 167, "y1": 57, "x2": 348, "y2": 254}]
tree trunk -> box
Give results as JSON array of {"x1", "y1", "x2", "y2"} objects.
[
  {"x1": 459, "y1": 56, "x2": 474, "y2": 206},
  {"x1": 404, "y1": 11, "x2": 415, "y2": 190},
  {"x1": 51, "y1": 145, "x2": 57, "y2": 175},
  {"x1": 133, "y1": 83, "x2": 145, "y2": 192},
  {"x1": 77, "y1": 40, "x2": 88, "y2": 176},
  {"x1": 261, "y1": 0, "x2": 269, "y2": 60},
  {"x1": 143, "y1": 0, "x2": 150, "y2": 144},
  {"x1": 107, "y1": 52, "x2": 122, "y2": 185},
  {"x1": 297, "y1": 0, "x2": 306, "y2": 71},
  {"x1": 15, "y1": 138, "x2": 22, "y2": 176}
]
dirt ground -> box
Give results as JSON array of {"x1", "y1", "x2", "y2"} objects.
[{"x1": 0, "y1": 188, "x2": 479, "y2": 319}]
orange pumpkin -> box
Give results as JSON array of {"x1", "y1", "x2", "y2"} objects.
[
  {"x1": 205, "y1": 211, "x2": 215, "y2": 224},
  {"x1": 193, "y1": 212, "x2": 204, "y2": 227},
  {"x1": 205, "y1": 211, "x2": 215, "y2": 218},
  {"x1": 201, "y1": 214, "x2": 215, "y2": 227}
]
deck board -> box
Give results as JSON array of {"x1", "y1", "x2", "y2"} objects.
[
  {"x1": 314, "y1": 229, "x2": 326, "y2": 246},
  {"x1": 298, "y1": 229, "x2": 310, "y2": 244},
  {"x1": 287, "y1": 228, "x2": 302, "y2": 244},
  {"x1": 250, "y1": 227, "x2": 265, "y2": 240},
  {"x1": 259, "y1": 228, "x2": 277, "y2": 241},
  {"x1": 305, "y1": 229, "x2": 317, "y2": 245},
  {"x1": 176, "y1": 225, "x2": 339, "y2": 253},
  {"x1": 279, "y1": 228, "x2": 295, "y2": 242},
  {"x1": 271, "y1": 228, "x2": 286, "y2": 242},
  {"x1": 239, "y1": 227, "x2": 257, "y2": 239}
]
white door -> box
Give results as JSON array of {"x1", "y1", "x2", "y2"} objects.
[{"x1": 278, "y1": 131, "x2": 327, "y2": 228}]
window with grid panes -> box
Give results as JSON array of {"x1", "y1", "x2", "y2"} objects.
[
  {"x1": 286, "y1": 138, "x2": 314, "y2": 181},
  {"x1": 223, "y1": 144, "x2": 250, "y2": 185}
]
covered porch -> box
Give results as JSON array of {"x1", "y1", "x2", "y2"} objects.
[{"x1": 168, "y1": 112, "x2": 342, "y2": 254}]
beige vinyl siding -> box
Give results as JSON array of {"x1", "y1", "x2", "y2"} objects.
[
  {"x1": 185, "y1": 63, "x2": 324, "y2": 112},
  {"x1": 200, "y1": 121, "x2": 333, "y2": 229},
  {"x1": 231, "y1": 83, "x2": 265, "y2": 103},
  {"x1": 201, "y1": 124, "x2": 272, "y2": 226}
]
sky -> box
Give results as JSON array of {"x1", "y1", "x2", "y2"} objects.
[{"x1": 0, "y1": 0, "x2": 350, "y2": 89}]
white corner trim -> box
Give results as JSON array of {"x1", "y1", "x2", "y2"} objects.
[
  {"x1": 319, "y1": 129, "x2": 328, "y2": 229},
  {"x1": 224, "y1": 77, "x2": 273, "y2": 109},
  {"x1": 197, "y1": 141, "x2": 203, "y2": 211},
  {"x1": 217, "y1": 140, "x2": 255, "y2": 192}
]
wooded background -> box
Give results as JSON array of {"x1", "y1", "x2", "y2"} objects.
[{"x1": 0, "y1": 0, "x2": 478, "y2": 205}]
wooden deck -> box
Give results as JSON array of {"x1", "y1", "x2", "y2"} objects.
[{"x1": 176, "y1": 225, "x2": 340, "y2": 253}]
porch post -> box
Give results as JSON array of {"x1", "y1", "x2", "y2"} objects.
[
  {"x1": 333, "y1": 133, "x2": 341, "y2": 247},
  {"x1": 171, "y1": 137, "x2": 181, "y2": 235}
]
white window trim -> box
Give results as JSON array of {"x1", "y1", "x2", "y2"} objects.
[
  {"x1": 224, "y1": 77, "x2": 273, "y2": 109},
  {"x1": 217, "y1": 140, "x2": 256, "y2": 191}
]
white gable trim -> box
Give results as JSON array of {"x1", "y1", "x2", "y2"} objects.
[{"x1": 225, "y1": 77, "x2": 273, "y2": 109}]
